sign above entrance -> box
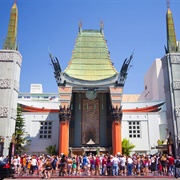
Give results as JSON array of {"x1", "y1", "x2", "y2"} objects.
[{"x1": 86, "y1": 90, "x2": 97, "y2": 100}]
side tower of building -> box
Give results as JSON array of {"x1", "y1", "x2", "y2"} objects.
[
  {"x1": 50, "y1": 23, "x2": 132, "y2": 155},
  {"x1": 0, "y1": 2, "x2": 22, "y2": 156},
  {"x1": 161, "y1": 3, "x2": 180, "y2": 156}
]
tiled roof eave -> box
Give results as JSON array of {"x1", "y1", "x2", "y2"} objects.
[{"x1": 64, "y1": 73, "x2": 118, "y2": 84}]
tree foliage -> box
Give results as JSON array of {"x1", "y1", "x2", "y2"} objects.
[
  {"x1": 15, "y1": 105, "x2": 30, "y2": 155},
  {"x1": 46, "y1": 144, "x2": 57, "y2": 155},
  {"x1": 122, "y1": 138, "x2": 135, "y2": 156}
]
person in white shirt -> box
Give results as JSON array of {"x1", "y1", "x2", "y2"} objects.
[
  {"x1": 31, "y1": 156, "x2": 37, "y2": 175},
  {"x1": 120, "y1": 154, "x2": 126, "y2": 175},
  {"x1": 0, "y1": 155, "x2": 4, "y2": 161},
  {"x1": 127, "y1": 156, "x2": 133, "y2": 176},
  {"x1": 12, "y1": 156, "x2": 18, "y2": 174},
  {"x1": 112, "y1": 155, "x2": 120, "y2": 176},
  {"x1": 17, "y1": 155, "x2": 21, "y2": 175}
]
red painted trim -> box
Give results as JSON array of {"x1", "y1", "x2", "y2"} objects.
[{"x1": 19, "y1": 102, "x2": 164, "y2": 113}]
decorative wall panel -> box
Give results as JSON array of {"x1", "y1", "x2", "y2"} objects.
[
  {"x1": 0, "y1": 51, "x2": 14, "y2": 61},
  {"x1": 175, "y1": 106, "x2": 180, "y2": 117},
  {"x1": 0, "y1": 79, "x2": 11, "y2": 89},
  {"x1": 173, "y1": 81, "x2": 180, "y2": 90},
  {"x1": 82, "y1": 99, "x2": 99, "y2": 144},
  {"x1": 0, "y1": 107, "x2": 8, "y2": 118},
  {"x1": 170, "y1": 55, "x2": 180, "y2": 64}
]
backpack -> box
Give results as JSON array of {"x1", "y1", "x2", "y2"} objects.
[{"x1": 175, "y1": 159, "x2": 180, "y2": 167}]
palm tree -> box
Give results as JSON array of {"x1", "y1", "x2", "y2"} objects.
[{"x1": 122, "y1": 138, "x2": 135, "y2": 156}]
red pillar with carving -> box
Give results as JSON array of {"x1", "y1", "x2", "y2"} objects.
[
  {"x1": 112, "y1": 107, "x2": 122, "y2": 155},
  {"x1": 59, "y1": 106, "x2": 71, "y2": 156}
]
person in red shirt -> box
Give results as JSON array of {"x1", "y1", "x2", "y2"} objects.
[
  {"x1": 95, "y1": 155, "x2": 100, "y2": 176},
  {"x1": 102, "y1": 155, "x2": 107, "y2": 175},
  {"x1": 168, "y1": 154, "x2": 175, "y2": 176}
]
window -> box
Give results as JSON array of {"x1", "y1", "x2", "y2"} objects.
[
  {"x1": 128, "y1": 121, "x2": 141, "y2": 138},
  {"x1": 39, "y1": 121, "x2": 52, "y2": 139}
]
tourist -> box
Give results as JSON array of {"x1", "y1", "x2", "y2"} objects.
[
  {"x1": 31, "y1": 155, "x2": 38, "y2": 175},
  {"x1": 127, "y1": 155, "x2": 133, "y2": 176},
  {"x1": 101, "y1": 154, "x2": 107, "y2": 175},
  {"x1": 167, "y1": 154, "x2": 175, "y2": 176},
  {"x1": 112, "y1": 154, "x2": 120, "y2": 176},
  {"x1": 44, "y1": 158, "x2": 52, "y2": 179},
  {"x1": 157, "y1": 158, "x2": 163, "y2": 175},
  {"x1": 20, "y1": 154, "x2": 27, "y2": 175},
  {"x1": 59, "y1": 154, "x2": 67, "y2": 176},
  {"x1": 174, "y1": 156, "x2": 180, "y2": 178},
  {"x1": 95, "y1": 155, "x2": 100, "y2": 176},
  {"x1": 144, "y1": 156, "x2": 150, "y2": 176},
  {"x1": 106, "y1": 155, "x2": 112, "y2": 176},
  {"x1": 150, "y1": 155, "x2": 157, "y2": 175},
  {"x1": 119, "y1": 154, "x2": 126, "y2": 176},
  {"x1": 90, "y1": 155, "x2": 95, "y2": 175},
  {"x1": 51, "y1": 156, "x2": 58, "y2": 174},
  {"x1": 161, "y1": 154, "x2": 168, "y2": 175},
  {"x1": 67, "y1": 156, "x2": 72, "y2": 175},
  {"x1": 12, "y1": 156, "x2": 18, "y2": 174},
  {"x1": 71, "y1": 156, "x2": 77, "y2": 175},
  {"x1": 76, "y1": 155, "x2": 82, "y2": 175}
]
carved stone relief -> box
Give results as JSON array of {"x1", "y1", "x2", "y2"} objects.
[
  {"x1": 0, "y1": 107, "x2": 8, "y2": 118},
  {"x1": 0, "y1": 79, "x2": 11, "y2": 89},
  {"x1": 59, "y1": 106, "x2": 71, "y2": 122},
  {"x1": 173, "y1": 81, "x2": 180, "y2": 90},
  {"x1": 111, "y1": 106, "x2": 123, "y2": 121},
  {"x1": 0, "y1": 51, "x2": 14, "y2": 61},
  {"x1": 82, "y1": 99, "x2": 99, "y2": 144},
  {"x1": 175, "y1": 106, "x2": 180, "y2": 117},
  {"x1": 170, "y1": 55, "x2": 180, "y2": 64}
]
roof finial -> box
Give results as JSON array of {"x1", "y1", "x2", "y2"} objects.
[
  {"x1": 78, "y1": 20, "x2": 82, "y2": 34},
  {"x1": 166, "y1": 0, "x2": 170, "y2": 9},
  {"x1": 78, "y1": 20, "x2": 82, "y2": 29},
  {"x1": 100, "y1": 20, "x2": 104, "y2": 29},
  {"x1": 100, "y1": 20, "x2": 104, "y2": 35}
]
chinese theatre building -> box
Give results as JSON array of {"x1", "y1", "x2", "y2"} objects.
[{"x1": 50, "y1": 24, "x2": 133, "y2": 155}]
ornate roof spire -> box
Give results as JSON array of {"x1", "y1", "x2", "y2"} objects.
[
  {"x1": 166, "y1": 0, "x2": 177, "y2": 53},
  {"x1": 3, "y1": 1, "x2": 18, "y2": 50}
]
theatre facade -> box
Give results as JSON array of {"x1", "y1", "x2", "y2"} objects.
[{"x1": 18, "y1": 26, "x2": 167, "y2": 155}]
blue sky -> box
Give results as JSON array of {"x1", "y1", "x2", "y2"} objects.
[{"x1": 0, "y1": 0, "x2": 180, "y2": 94}]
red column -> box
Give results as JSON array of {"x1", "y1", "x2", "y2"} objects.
[
  {"x1": 111, "y1": 107, "x2": 122, "y2": 155},
  {"x1": 59, "y1": 106, "x2": 71, "y2": 156},
  {"x1": 59, "y1": 121, "x2": 69, "y2": 156},
  {"x1": 112, "y1": 121, "x2": 122, "y2": 155}
]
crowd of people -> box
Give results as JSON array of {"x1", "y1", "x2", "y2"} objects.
[{"x1": 0, "y1": 152, "x2": 180, "y2": 179}]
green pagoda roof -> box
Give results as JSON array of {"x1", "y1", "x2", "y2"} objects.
[{"x1": 64, "y1": 29, "x2": 118, "y2": 81}]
